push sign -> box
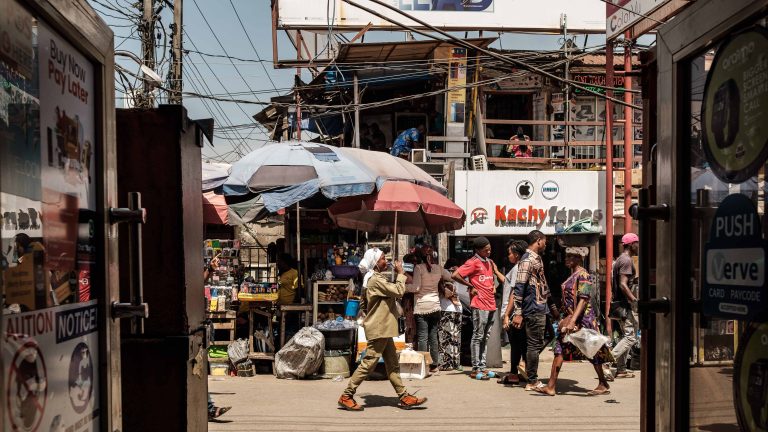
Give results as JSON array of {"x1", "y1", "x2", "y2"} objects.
[{"x1": 702, "y1": 194, "x2": 767, "y2": 321}]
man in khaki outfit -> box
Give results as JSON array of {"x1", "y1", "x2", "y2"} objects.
[{"x1": 338, "y1": 248, "x2": 428, "y2": 411}]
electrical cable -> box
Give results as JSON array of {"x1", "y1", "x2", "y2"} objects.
[{"x1": 228, "y1": 0, "x2": 279, "y2": 92}]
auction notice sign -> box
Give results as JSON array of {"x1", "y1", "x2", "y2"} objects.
[
  {"x1": 702, "y1": 195, "x2": 767, "y2": 322},
  {"x1": 3, "y1": 301, "x2": 99, "y2": 432}
]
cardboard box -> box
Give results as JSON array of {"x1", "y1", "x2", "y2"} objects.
[{"x1": 399, "y1": 349, "x2": 427, "y2": 380}]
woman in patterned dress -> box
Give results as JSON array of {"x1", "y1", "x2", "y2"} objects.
[
  {"x1": 534, "y1": 246, "x2": 613, "y2": 396},
  {"x1": 437, "y1": 258, "x2": 463, "y2": 371}
]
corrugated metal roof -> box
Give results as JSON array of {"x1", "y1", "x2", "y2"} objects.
[{"x1": 335, "y1": 37, "x2": 496, "y2": 64}]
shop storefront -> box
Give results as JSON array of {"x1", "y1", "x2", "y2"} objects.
[
  {"x1": 1, "y1": 0, "x2": 121, "y2": 430},
  {"x1": 641, "y1": 0, "x2": 768, "y2": 430}
]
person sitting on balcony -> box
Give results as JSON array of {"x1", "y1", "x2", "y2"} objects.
[
  {"x1": 507, "y1": 127, "x2": 532, "y2": 158},
  {"x1": 390, "y1": 125, "x2": 425, "y2": 157}
]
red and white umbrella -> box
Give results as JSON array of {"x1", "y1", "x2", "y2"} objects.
[{"x1": 327, "y1": 181, "x2": 465, "y2": 235}]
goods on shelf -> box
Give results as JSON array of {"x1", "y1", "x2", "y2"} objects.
[
  {"x1": 204, "y1": 239, "x2": 243, "y2": 312},
  {"x1": 238, "y1": 281, "x2": 279, "y2": 302}
]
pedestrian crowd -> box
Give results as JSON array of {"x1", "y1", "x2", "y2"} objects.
[{"x1": 338, "y1": 230, "x2": 641, "y2": 410}]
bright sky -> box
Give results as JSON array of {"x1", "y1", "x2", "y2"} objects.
[{"x1": 89, "y1": 0, "x2": 651, "y2": 164}]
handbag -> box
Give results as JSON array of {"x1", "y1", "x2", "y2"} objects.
[{"x1": 609, "y1": 301, "x2": 629, "y2": 320}]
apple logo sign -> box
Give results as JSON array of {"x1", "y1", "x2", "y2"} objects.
[{"x1": 517, "y1": 180, "x2": 534, "y2": 200}]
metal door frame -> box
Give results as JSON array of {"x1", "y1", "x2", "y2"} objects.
[
  {"x1": 4, "y1": 1, "x2": 121, "y2": 430},
  {"x1": 653, "y1": 0, "x2": 768, "y2": 430}
]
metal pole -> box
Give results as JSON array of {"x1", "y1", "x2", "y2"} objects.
[
  {"x1": 169, "y1": 0, "x2": 183, "y2": 104},
  {"x1": 623, "y1": 33, "x2": 634, "y2": 235},
  {"x1": 295, "y1": 31, "x2": 302, "y2": 140},
  {"x1": 562, "y1": 14, "x2": 571, "y2": 165},
  {"x1": 296, "y1": 203, "x2": 302, "y2": 302},
  {"x1": 354, "y1": 72, "x2": 361, "y2": 148},
  {"x1": 141, "y1": 0, "x2": 155, "y2": 107},
  {"x1": 392, "y1": 211, "x2": 398, "y2": 282},
  {"x1": 605, "y1": 42, "x2": 615, "y2": 336}
]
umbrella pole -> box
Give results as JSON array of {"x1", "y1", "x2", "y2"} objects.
[{"x1": 393, "y1": 211, "x2": 398, "y2": 282}]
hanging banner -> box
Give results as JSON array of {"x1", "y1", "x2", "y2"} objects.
[
  {"x1": 453, "y1": 170, "x2": 606, "y2": 236},
  {"x1": 701, "y1": 28, "x2": 768, "y2": 185},
  {"x1": 279, "y1": 0, "x2": 605, "y2": 32},
  {"x1": 3, "y1": 301, "x2": 100, "y2": 432},
  {"x1": 446, "y1": 47, "x2": 467, "y2": 124}
]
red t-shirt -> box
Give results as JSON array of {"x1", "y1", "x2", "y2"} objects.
[{"x1": 457, "y1": 255, "x2": 496, "y2": 311}]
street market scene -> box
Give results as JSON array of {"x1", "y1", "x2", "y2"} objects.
[{"x1": 1, "y1": 0, "x2": 767, "y2": 431}]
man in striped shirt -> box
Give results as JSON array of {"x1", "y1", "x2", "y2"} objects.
[{"x1": 511, "y1": 230, "x2": 552, "y2": 390}]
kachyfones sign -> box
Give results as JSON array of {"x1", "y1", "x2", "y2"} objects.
[{"x1": 453, "y1": 171, "x2": 606, "y2": 236}]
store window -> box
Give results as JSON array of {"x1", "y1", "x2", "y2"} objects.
[
  {"x1": 2, "y1": 0, "x2": 101, "y2": 429},
  {"x1": 687, "y1": 16, "x2": 768, "y2": 431}
]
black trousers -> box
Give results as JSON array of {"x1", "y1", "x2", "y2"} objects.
[{"x1": 506, "y1": 325, "x2": 527, "y2": 375}]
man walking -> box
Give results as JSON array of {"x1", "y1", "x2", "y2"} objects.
[
  {"x1": 511, "y1": 230, "x2": 551, "y2": 390},
  {"x1": 451, "y1": 237, "x2": 505, "y2": 380},
  {"x1": 609, "y1": 233, "x2": 640, "y2": 379},
  {"x1": 338, "y1": 248, "x2": 427, "y2": 411}
]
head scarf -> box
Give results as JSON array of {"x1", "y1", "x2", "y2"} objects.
[
  {"x1": 565, "y1": 246, "x2": 589, "y2": 257},
  {"x1": 359, "y1": 247, "x2": 384, "y2": 288}
]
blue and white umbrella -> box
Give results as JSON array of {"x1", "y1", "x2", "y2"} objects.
[
  {"x1": 222, "y1": 141, "x2": 446, "y2": 212},
  {"x1": 202, "y1": 161, "x2": 231, "y2": 192}
]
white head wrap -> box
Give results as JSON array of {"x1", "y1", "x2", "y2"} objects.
[
  {"x1": 359, "y1": 247, "x2": 384, "y2": 288},
  {"x1": 565, "y1": 247, "x2": 589, "y2": 257}
]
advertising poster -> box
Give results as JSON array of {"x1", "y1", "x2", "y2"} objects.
[
  {"x1": 37, "y1": 23, "x2": 96, "y2": 212},
  {"x1": 701, "y1": 29, "x2": 768, "y2": 184},
  {"x1": 3, "y1": 301, "x2": 99, "y2": 432},
  {"x1": 0, "y1": 0, "x2": 35, "y2": 79},
  {"x1": 454, "y1": 170, "x2": 606, "y2": 236},
  {"x1": 447, "y1": 48, "x2": 467, "y2": 124},
  {"x1": 606, "y1": 0, "x2": 672, "y2": 39},
  {"x1": 279, "y1": 0, "x2": 605, "y2": 32}
]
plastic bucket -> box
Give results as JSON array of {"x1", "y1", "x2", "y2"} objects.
[{"x1": 344, "y1": 299, "x2": 360, "y2": 317}]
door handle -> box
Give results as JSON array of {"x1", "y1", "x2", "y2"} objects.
[
  {"x1": 629, "y1": 202, "x2": 670, "y2": 221},
  {"x1": 638, "y1": 297, "x2": 670, "y2": 315},
  {"x1": 109, "y1": 192, "x2": 149, "y2": 334}
]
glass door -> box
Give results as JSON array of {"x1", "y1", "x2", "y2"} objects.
[{"x1": 651, "y1": 1, "x2": 768, "y2": 430}]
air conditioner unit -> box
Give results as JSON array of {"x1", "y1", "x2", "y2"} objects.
[
  {"x1": 411, "y1": 149, "x2": 427, "y2": 163},
  {"x1": 471, "y1": 155, "x2": 488, "y2": 171}
]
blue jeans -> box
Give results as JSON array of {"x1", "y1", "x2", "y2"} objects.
[
  {"x1": 415, "y1": 311, "x2": 440, "y2": 369},
  {"x1": 470, "y1": 308, "x2": 495, "y2": 371}
]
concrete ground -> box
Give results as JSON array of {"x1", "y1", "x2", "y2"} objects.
[{"x1": 208, "y1": 349, "x2": 641, "y2": 431}]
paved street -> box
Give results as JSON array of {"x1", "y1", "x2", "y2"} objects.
[{"x1": 208, "y1": 350, "x2": 640, "y2": 431}]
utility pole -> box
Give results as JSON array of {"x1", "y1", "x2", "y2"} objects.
[
  {"x1": 169, "y1": 0, "x2": 183, "y2": 104},
  {"x1": 140, "y1": 0, "x2": 156, "y2": 107}
]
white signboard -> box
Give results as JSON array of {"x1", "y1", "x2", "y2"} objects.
[
  {"x1": 606, "y1": 0, "x2": 671, "y2": 39},
  {"x1": 3, "y1": 301, "x2": 100, "y2": 432},
  {"x1": 453, "y1": 170, "x2": 606, "y2": 236},
  {"x1": 279, "y1": 0, "x2": 606, "y2": 32}
]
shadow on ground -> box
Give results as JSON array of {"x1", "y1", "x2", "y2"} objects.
[{"x1": 357, "y1": 394, "x2": 428, "y2": 410}]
